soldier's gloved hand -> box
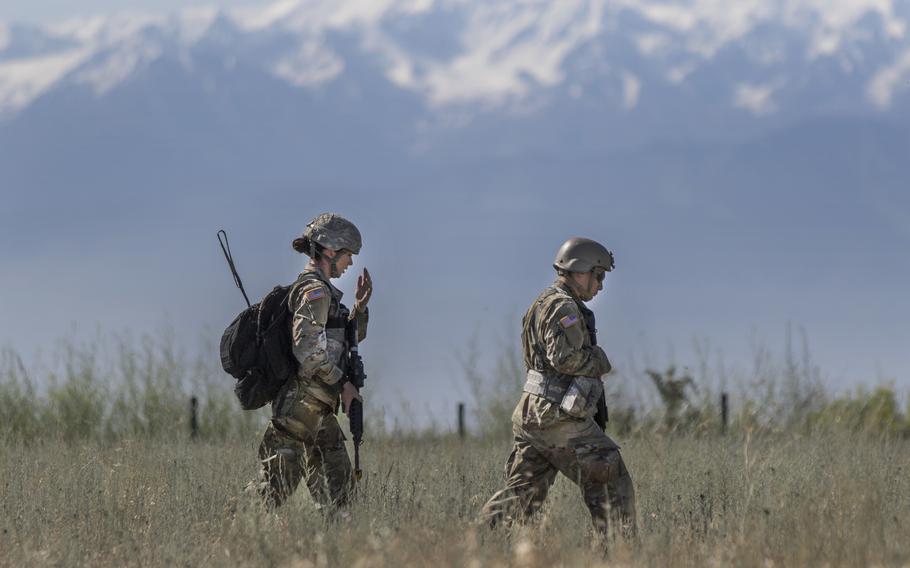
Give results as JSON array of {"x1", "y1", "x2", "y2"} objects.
[
  {"x1": 341, "y1": 381, "x2": 363, "y2": 415},
  {"x1": 354, "y1": 268, "x2": 372, "y2": 312},
  {"x1": 594, "y1": 346, "x2": 612, "y2": 376}
]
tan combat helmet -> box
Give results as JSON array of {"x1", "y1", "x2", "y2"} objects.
[
  {"x1": 304, "y1": 212, "x2": 362, "y2": 254},
  {"x1": 553, "y1": 237, "x2": 615, "y2": 273}
]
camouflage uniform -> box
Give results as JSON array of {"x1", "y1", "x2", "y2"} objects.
[
  {"x1": 253, "y1": 214, "x2": 369, "y2": 510},
  {"x1": 481, "y1": 281, "x2": 636, "y2": 536}
]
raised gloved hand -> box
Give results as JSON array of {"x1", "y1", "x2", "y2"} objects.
[{"x1": 353, "y1": 267, "x2": 372, "y2": 312}]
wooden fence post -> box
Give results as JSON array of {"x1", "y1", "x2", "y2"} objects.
[
  {"x1": 190, "y1": 396, "x2": 199, "y2": 440},
  {"x1": 721, "y1": 392, "x2": 728, "y2": 434},
  {"x1": 457, "y1": 402, "x2": 465, "y2": 440}
]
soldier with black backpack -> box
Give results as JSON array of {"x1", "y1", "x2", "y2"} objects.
[{"x1": 244, "y1": 213, "x2": 372, "y2": 511}]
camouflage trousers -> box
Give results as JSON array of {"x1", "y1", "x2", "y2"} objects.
[
  {"x1": 481, "y1": 396, "x2": 636, "y2": 536},
  {"x1": 252, "y1": 393, "x2": 353, "y2": 510}
]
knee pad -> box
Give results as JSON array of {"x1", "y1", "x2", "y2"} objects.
[{"x1": 582, "y1": 448, "x2": 624, "y2": 485}]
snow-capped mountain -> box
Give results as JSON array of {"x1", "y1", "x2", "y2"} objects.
[
  {"x1": 3, "y1": 0, "x2": 910, "y2": 246},
  {"x1": 0, "y1": 0, "x2": 906, "y2": 261},
  {"x1": 2, "y1": 0, "x2": 910, "y2": 125}
]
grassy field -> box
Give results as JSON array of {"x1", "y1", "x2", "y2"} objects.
[
  {"x1": 2, "y1": 430, "x2": 908, "y2": 567},
  {"x1": 2, "y1": 337, "x2": 909, "y2": 566}
]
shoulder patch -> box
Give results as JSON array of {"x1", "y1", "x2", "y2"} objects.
[
  {"x1": 559, "y1": 314, "x2": 580, "y2": 329},
  {"x1": 304, "y1": 287, "x2": 326, "y2": 301}
]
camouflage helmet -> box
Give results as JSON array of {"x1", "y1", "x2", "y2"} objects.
[
  {"x1": 304, "y1": 213, "x2": 362, "y2": 254},
  {"x1": 553, "y1": 237, "x2": 615, "y2": 273}
]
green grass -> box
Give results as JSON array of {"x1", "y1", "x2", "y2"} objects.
[
  {"x1": 0, "y1": 341, "x2": 265, "y2": 443},
  {"x1": 3, "y1": 330, "x2": 909, "y2": 444}
]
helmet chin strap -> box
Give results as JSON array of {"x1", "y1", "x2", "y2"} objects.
[
  {"x1": 561, "y1": 273, "x2": 590, "y2": 301},
  {"x1": 330, "y1": 260, "x2": 340, "y2": 278},
  {"x1": 576, "y1": 273, "x2": 597, "y2": 302}
]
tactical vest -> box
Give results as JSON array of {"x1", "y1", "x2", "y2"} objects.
[{"x1": 291, "y1": 269, "x2": 350, "y2": 377}]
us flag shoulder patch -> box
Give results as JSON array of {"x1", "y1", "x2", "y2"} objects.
[
  {"x1": 559, "y1": 314, "x2": 579, "y2": 329},
  {"x1": 304, "y1": 287, "x2": 326, "y2": 301}
]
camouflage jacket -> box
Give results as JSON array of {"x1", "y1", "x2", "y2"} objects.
[
  {"x1": 521, "y1": 280, "x2": 611, "y2": 379},
  {"x1": 517, "y1": 281, "x2": 612, "y2": 428},
  {"x1": 286, "y1": 267, "x2": 368, "y2": 407}
]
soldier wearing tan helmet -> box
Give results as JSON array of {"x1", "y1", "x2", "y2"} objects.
[
  {"x1": 481, "y1": 237, "x2": 637, "y2": 538},
  {"x1": 250, "y1": 213, "x2": 373, "y2": 511}
]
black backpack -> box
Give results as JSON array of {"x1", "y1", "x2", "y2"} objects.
[
  {"x1": 220, "y1": 285, "x2": 298, "y2": 410},
  {"x1": 217, "y1": 230, "x2": 298, "y2": 410}
]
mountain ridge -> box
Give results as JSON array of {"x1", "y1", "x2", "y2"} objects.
[{"x1": 2, "y1": 0, "x2": 910, "y2": 121}]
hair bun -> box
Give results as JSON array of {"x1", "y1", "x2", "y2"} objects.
[{"x1": 292, "y1": 237, "x2": 309, "y2": 254}]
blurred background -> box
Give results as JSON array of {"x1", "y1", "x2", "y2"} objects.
[{"x1": 2, "y1": 0, "x2": 909, "y2": 432}]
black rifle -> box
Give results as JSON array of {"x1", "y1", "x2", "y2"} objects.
[
  {"x1": 579, "y1": 303, "x2": 609, "y2": 431},
  {"x1": 343, "y1": 316, "x2": 366, "y2": 481}
]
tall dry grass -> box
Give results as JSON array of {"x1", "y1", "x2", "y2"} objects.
[
  {"x1": 2, "y1": 330, "x2": 909, "y2": 565},
  {"x1": 1, "y1": 432, "x2": 907, "y2": 567}
]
